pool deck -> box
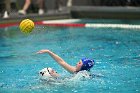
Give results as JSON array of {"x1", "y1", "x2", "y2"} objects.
[
  {"x1": 0, "y1": 6, "x2": 140, "y2": 24},
  {"x1": 0, "y1": 10, "x2": 71, "y2": 24}
]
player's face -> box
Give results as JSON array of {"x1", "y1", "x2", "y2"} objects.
[{"x1": 49, "y1": 69, "x2": 59, "y2": 77}]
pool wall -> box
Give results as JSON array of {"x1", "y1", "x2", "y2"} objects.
[
  {"x1": 71, "y1": 6, "x2": 140, "y2": 19},
  {"x1": 0, "y1": 6, "x2": 140, "y2": 25}
]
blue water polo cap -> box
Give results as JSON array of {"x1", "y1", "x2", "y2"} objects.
[{"x1": 80, "y1": 58, "x2": 94, "y2": 71}]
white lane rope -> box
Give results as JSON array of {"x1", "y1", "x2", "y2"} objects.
[
  {"x1": 42, "y1": 19, "x2": 140, "y2": 29},
  {"x1": 85, "y1": 23, "x2": 140, "y2": 29}
]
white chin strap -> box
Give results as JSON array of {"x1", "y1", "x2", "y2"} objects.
[{"x1": 46, "y1": 67, "x2": 53, "y2": 77}]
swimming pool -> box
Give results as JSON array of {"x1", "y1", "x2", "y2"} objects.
[{"x1": 0, "y1": 19, "x2": 140, "y2": 93}]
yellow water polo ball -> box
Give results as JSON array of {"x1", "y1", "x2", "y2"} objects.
[{"x1": 19, "y1": 19, "x2": 35, "y2": 33}]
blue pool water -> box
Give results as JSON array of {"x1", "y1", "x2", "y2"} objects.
[{"x1": 0, "y1": 19, "x2": 140, "y2": 93}]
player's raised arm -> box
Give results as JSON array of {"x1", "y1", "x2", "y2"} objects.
[{"x1": 37, "y1": 49, "x2": 76, "y2": 73}]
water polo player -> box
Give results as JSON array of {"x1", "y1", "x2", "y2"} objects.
[{"x1": 37, "y1": 49, "x2": 95, "y2": 74}]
